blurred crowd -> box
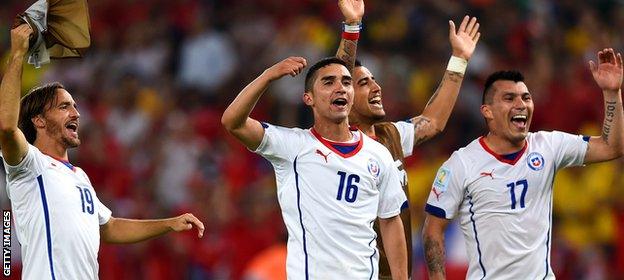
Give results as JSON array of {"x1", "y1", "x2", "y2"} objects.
[{"x1": 2, "y1": 0, "x2": 624, "y2": 279}]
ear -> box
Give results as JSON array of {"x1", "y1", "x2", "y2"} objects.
[
  {"x1": 480, "y1": 104, "x2": 493, "y2": 121},
  {"x1": 302, "y1": 91, "x2": 313, "y2": 106},
  {"x1": 32, "y1": 115, "x2": 45, "y2": 129}
]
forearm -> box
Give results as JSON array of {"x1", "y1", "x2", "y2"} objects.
[
  {"x1": 0, "y1": 53, "x2": 26, "y2": 130},
  {"x1": 221, "y1": 73, "x2": 272, "y2": 131},
  {"x1": 419, "y1": 70, "x2": 464, "y2": 133},
  {"x1": 423, "y1": 229, "x2": 447, "y2": 280},
  {"x1": 379, "y1": 216, "x2": 408, "y2": 280},
  {"x1": 101, "y1": 217, "x2": 176, "y2": 244},
  {"x1": 599, "y1": 90, "x2": 624, "y2": 155},
  {"x1": 336, "y1": 36, "x2": 358, "y2": 72}
]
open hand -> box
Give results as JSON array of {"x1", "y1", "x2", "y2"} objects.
[
  {"x1": 170, "y1": 213, "x2": 205, "y2": 238},
  {"x1": 589, "y1": 48, "x2": 623, "y2": 93},
  {"x1": 10, "y1": 24, "x2": 33, "y2": 56},
  {"x1": 449, "y1": 16, "x2": 480, "y2": 60},
  {"x1": 338, "y1": 0, "x2": 364, "y2": 24},
  {"x1": 264, "y1": 57, "x2": 307, "y2": 81}
]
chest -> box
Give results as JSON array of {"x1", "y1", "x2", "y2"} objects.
[
  {"x1": 466, "y1": 150, "x2": 554, "y2": 211},
  {"x1": 292, "y1": 146, "x2": 383, "y2": 204},
  {"x1": 42, "y1": 167, "x2": 98, "y2": 217}
]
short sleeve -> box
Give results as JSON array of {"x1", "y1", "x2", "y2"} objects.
[
  {"x1": 254, "y1": 123, "x2": 306, "y2": 164},
  {"x1": 3, "y1": 144, "x2": 47, "y2": 177},
  {"x1": 3, "y1": 145, "x2": 48, "y2": 198},
  {"x1": 424, "y1": 152, "x2": 467, "y2": 219},
  {"x1": 377, "y1": 155, "x2": 408, "y2": 218},
  {"x1": 392, "y1": 121, "x2": 415, "y2": 157},
  {"x1": 545, "y1": 131, "x2": 588, "y2": 169},
  {"x1": 96, "y1": 196, "x2": 112, "y2": 225}
]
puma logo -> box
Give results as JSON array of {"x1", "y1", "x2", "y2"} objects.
[
  {"x1": 480, "y1": 169, "x2": 494, "y2": 179},
  {"x1": 316, "y1": 149, "x2": 330, "y2": 163},
  {"x1": 432, "y1": 188, "x2": 442, "y2": 201}
]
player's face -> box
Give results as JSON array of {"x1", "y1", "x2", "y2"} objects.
[
  {"x1": 482, "y1": 81, "x2": 533, "y2": 143},
  {"x1": 305, "y1": 63, "x2": 354, "y2": 123},
  {"x1": 41, "y1": 89, "x2": 81, "y2": 148},
  {"x1": 350, "y1": 66, "x2": 385, "y2": 124}
]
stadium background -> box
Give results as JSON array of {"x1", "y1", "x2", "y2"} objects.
[{"x1": 2, "y1": 0, "x2": 624, "y2": 279}]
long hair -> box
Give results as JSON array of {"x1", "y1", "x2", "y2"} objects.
[{"x1": 19, "y1": 82, "x2": 65, "y2": 144}]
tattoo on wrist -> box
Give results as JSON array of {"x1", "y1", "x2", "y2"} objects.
[
  {"x1": 603, "y1": 101, "x2": 616, "y2": 141},
  {"x1": 447, "y1": 71, "x2": 463, "y2": 83},
  {"x1": 424, "y1": 236, "x2": 446, "y2": 276}
]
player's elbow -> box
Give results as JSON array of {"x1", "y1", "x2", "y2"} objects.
[
  {"x1": 0, "y1": 124, "x2": 19, "y2": 138},
  {"x1": 221, "y1": 111, "x2": 238, "y2": 132}
]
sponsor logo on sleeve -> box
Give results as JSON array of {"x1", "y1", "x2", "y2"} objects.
[
  {"x1": 527, "y1": 152, "x2": 544, "y2": 171},
  {"x1": 432, "y1": 167, "x2": 451, "y2": 200}
]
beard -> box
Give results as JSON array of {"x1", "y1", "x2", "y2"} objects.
[{"x1": 46, "y1": 119, "x2": 81, "y2": 148}]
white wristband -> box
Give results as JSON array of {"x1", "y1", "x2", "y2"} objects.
[
  {"x1": 446, "y1": 56, "x2": 468, "y2": 75},
  {"x1": 343, "y1": 22, "x2": 362, "y2": 33}
]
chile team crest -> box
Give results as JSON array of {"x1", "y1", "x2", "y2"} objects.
[
  {"x1": 368, "y1": 158, "x2": 380, "y2": 178},
  {"x1": 527, "y1": 152, "x2": 545, "y2": 171}
]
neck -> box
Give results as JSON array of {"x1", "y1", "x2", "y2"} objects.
[
  {"x1": 313, "y1": 121, "x2": 352, "y2": 142},
  {"x1": 482, "y1": 132, "x2": 526, "y2": 154},
  {"x1": 349, "y1": 116, "x2": 376, "y2": 138},
  {"x1": 34, "y1": 137, "x2": 69, "y2": 161}
]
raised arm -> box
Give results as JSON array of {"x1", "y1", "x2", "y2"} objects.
[
  {"x1": 379, "y1": 215, "x2": 408, "y2": 280},
  {"x1": 335, "y1": 0, "x2": 364, "y2": 72},
  {"x1": 221, "y1": 57, "x2": 307, "y2": 150},
  {"x1": 422, "y1": 214, "x2": 451, "y2": 280},
  {"x1": 100, "y1": 213, "x2": 205, "y2": 244},
  {"x1": 411, "y1": 16, "x2": 481, "y2": 146},
  {"x1": 0, "y1": 24, "x2": 33, "y2": 165},
  {"x1": 584, "y1": 48, "x2": 624, "y2": 163}
]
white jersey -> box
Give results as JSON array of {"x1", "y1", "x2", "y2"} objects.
[
  {"x1": 425, "y1": 131, "x2": 588, "y2": 280},
  {"x1": 255, "y1": 123, "x2": 407, "y2": 279},
  {"x1": 4, "y1": 145, "x2": 112, "y2": 280}
]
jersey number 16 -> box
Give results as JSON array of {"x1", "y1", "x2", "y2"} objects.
[{"x1": 336, "y1": 171, "x2": 359, "y2": 203}]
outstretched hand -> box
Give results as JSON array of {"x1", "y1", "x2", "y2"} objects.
[
  {"x1": 10, "y1": 24, "x2": 33, "y2": 56},
  {"x1": 589, "y1": 48, "x2": 623, "y2": 93},
  {"x1": 264, "y1": 57, "x2": 307, "y2": 81},
  {"x1": 449, "y1": 16, "x2": 480, "y2": 60},
  {"x1": 170, "y1": 213, "x2": 205, "y2": 238},
  {"x1": 338, "y1": 0, "x2": 364, "y2": 24}
]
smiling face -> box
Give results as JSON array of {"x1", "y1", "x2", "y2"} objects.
[
  {"x1": 37, "y1": 89, "x2": 81, "y2": 148},
  {"x1": 303, "y1": 63, "x2": 354, "y2": 124},
  {"x1": 481, "y1": 80, "x2": 534, "y2": 144},
  {"x1": 349, "y1": 66, "x2": 385, "y2": 125}
]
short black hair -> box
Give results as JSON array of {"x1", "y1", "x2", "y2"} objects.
[
  {"x1": 482, "y1": 70, "x2": 525, "y2": 104},
  {"x1": 354, "y1": 59, "x2": 363, "y2": 68},
  {"x1": 19, "y1": 82, "x2": 65, "y2": 144},
  {"x1": 304, "y1": 57, "x2": 349, "y2": 92}
]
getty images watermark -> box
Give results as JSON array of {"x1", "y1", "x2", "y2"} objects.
[{"x1": 2, "y1": 210, "x2": 10, "y2": 277}]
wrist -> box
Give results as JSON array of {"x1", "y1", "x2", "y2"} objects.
[
  {"x1": 446, "y1": 56, "x2": 468, "y2": 75},
  {"x1": 602, "y1": 89, "x2": 621, "y2": 96},
  {"x1": 342, "y1": 21, "x2": 362, "y2": 41},
  {"x1": 451, "y1": 51, "x2": 470, "y2": 61},
  {"x1": 11, "y1": 50, "x2": 27, "y2": 60},
  {"x1": 344, "y1": 19, "x2": 361, "y2": 25}
]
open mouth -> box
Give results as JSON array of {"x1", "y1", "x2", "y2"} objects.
[
  {"x1": 332, "y1": 98, "x2": 348, "y2": 107},
  {"x1": 65, "y1": 122, "x2": 78, "y2": 134},
  {"x1": 368, "y1": 96, "x2": 383, "y2": 108},
  {"x1": 510, "y1": 114, "x2": 527, "y2": 130}
]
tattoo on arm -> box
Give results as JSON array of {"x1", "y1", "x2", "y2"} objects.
[
  {"x1": 412, "y1": 116, "x2": 433, "y2": 145},
  {"x1": 336, "y1": 39, "x2": 358, "y2": 72},
  {"x1": 602, "y1": 101, "x2": 616, "y2": 142},
  {"x1": 425, "y1": 71, "x2": 463, "y2": 107},
  {"x1": 424, "y1": 235, "x2": 446, "y2": 276}
]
